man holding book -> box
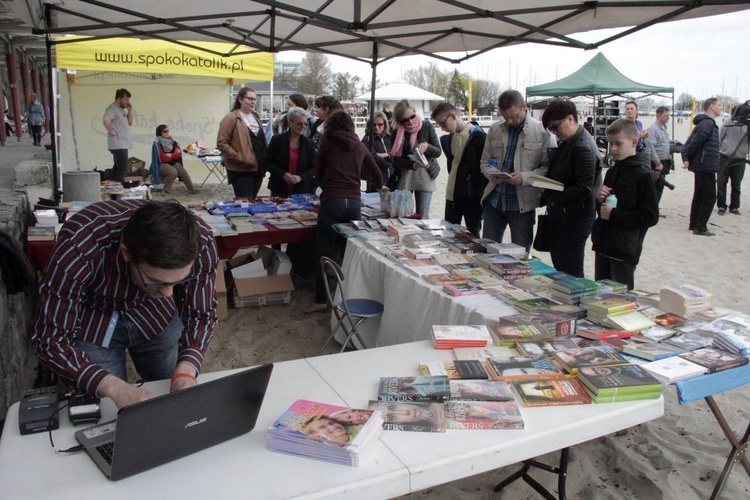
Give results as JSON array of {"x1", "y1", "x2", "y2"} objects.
[
  {"x1": 431, "y1": 102, "x2": 487, "y2": 236},
  {"x1": 479, "y1": 90, "x2": 555, "y2": 252}
]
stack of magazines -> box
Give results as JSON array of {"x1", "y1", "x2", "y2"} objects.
[{"x1": 268, "y1": 399, "x2": 384, "y2": 466}]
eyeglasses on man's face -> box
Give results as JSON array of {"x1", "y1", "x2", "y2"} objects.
[{"x1": 134, "y1": 263, "x2": 192, "y2": 290}]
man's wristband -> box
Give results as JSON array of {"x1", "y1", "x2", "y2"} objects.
[{"x1": 171, "y1": 373, "x2": 197, "y2": 383}]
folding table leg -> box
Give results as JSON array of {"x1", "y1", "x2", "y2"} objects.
[
  {"x1": 494, "y1": 447, "x2": 569, "y2": 500},
  {"x1": 705, "y1": 396, "x2": 750, "y2": 500}
]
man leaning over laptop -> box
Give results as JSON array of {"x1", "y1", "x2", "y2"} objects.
[{"x1": 31, "y1": 200, "x2": 219, "y2": 409}]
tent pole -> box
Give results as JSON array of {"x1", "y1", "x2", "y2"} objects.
[
  {"x1": 367, "y1": 41, "x2": 378, "y2": 151},
  {"x1": 46, "y1": 32, "x2": 60, "y2": 204}
]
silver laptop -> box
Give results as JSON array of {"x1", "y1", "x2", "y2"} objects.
[{"x1": 75, "y1": 364, "x2": 273, "y2": 481}]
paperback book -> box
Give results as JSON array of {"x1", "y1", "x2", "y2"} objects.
[
  {"x1": 448, "y1": 379, "x2": 515, "y2": 401},
  {"x1": 512, "y1": 378, "x2": 592, "y2": 407},
  {"x1": 484, "y1": 355, "x2": 565, "y2": 381},
  {"x1": 443, "y1": 283, "x2": 487, "y2": 297},
  {"x1": 552, "y1": 345, "x2": 629, "y2": 374},
  {"x1": 515, "y1": 338, "x2": 580, "y2": 357},
  {"x1": 267, "y1": 399, "x2": 384, "y2": 467},
  {"x1": 368, "y1": 400, "x2": 446, "y2": 432},
  {"x1": 576, "y1": 364, "x2": 664, "y2": 396},
  {"x1": 678, "y1": 347, "x2": 750, "y2": 373},
  {"x1": 444, "y1": 401, "x2": 525, "y2": 429},
  {"x1": 620, "y1": 341, "x2": 687, "y2": 361},
  {"x1": 432, "y1": 325, "x2": 493, "y2": 349},
  {"x1": 641, "y1": 357, "x2": 708, "y2": 383},
  {"x1": 377, "y1": 376, "x2": 451, "y2": 401}
]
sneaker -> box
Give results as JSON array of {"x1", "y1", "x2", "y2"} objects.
[
  {"x1": 730, "y1": 209, "x2": 740, "y2": 215},
  {"x1": 717, "y1": 208, "x2": 726, "y2": 215},
  {"x1": 692, "y1": 229, "x2": 715, "y2": 236}
]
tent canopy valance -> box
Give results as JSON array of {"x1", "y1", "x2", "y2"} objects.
[
  {"x1": 354, "y1": 82, "x2": 444, "y2": 102},
  {"x1": 17, "y1": 1, "x2": 750, "y2": 65},
  {"x1": 526, "y1": 53, "x2": 674, "y2": 98}
]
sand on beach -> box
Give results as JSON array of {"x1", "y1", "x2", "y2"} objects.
[{"x1": 180, "y1": 114, "x2": 750, "y2": 499}]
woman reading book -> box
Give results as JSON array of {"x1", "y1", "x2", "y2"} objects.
[{"x1": 540, "y1": 99, "x2": 601, "y2": 277}]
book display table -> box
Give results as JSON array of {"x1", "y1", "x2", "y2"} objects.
[
  {"x1": 336, "y1": 238, "x2": 516, "y2": 347},
  {"x1": 0, "y1": 341, "x2": 663, "y2": 499}
]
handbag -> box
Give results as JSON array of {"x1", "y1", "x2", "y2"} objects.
[
  {"x1": 532, "y1": 212, "x2": 551, "y2": 252},
  {"x1": 426, "y1": 159, "x2": 441, "y2": 180}
]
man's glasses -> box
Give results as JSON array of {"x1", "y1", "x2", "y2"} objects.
[
  {"x1": 436, "y1": 114, "x2": 452, "y2": 128},
  {"x1": 400, "y1": 114, "x2": 417, "y2": 124},
  {"x1": 134, "y1": 263, "x2": 192, "y2": 290}
]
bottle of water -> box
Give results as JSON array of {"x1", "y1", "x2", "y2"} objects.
[{"x1": 488, "y1": 157, "x2": 499, "y2": 170}]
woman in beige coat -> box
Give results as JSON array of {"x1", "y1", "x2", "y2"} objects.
[{"x1": 217, "y1": 87, "x2": 268, "y2": 198}]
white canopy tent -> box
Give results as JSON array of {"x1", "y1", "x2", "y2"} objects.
[
  {"x1": 8, "y1": 0, "x2": 750, "y2": 200},
  {"x1": 355, "y1": 82, "x2": 444, "y2": 118}
]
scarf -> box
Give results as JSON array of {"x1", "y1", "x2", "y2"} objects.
[
  {"x1": 389, "y1": 114, "x2": 423, "y2": 157},
  {"x1": 158, "y1": 136, "x2": 176, "y2": 153}
]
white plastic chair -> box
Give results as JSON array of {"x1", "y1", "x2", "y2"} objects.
[{"x1": 317, "y1": 256, "x2": 384, "y2": 355}]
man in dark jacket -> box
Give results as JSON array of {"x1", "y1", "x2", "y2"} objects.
[
  {"x1": 682, "y1": 97, "x2": 723, "y2": 236},
  {"x1": 592, "y1": 119, "x2": 659, "y2": 290},
  {"x1": 432, "y1": 103, "x2": 487, "y2": 236}
]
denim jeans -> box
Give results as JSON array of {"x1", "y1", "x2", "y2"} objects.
[
  {"x1": 414, "y1": 191, "x2": 433, "y2": 219},
  {"x1": 74, "y1": 312, "x2": 182, "y2": 382},
  {"x1": 111, "y1": 149, "x2": 129, "y2": 183},
  {"x1": 314, "y1": 197, "x2": 362, "y2": 304},
  {"x1": 481, "y1": 203, "x2": 535, "y2": 253}
]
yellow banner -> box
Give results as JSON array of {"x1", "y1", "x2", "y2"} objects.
[{"x1": 55, "y1": 37, "x2": 273, "y2": 80}]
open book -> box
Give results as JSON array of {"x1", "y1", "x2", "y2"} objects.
[
  {"x1": 530, "y1": 174, "x2": 564, "y2": 191},
  {"x1": 408, "y1": 147, "x2": 429, "y2": 167}
]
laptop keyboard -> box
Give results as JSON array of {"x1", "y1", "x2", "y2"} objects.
[{"x1": 96, "y1": 442, "x2": 115, "y2": 465}]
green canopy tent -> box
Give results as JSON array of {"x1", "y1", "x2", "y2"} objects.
[{"x1": 527, "y1": 53, "x2": 674, "y2": 160}]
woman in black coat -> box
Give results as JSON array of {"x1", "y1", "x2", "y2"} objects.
[
  {"x1": 541, "y1": 99, "x2": 602, "y2": 277},
  {"x1": 361, "y1": 111, "x2": 395, "y2": 192},
  {"x1": 264, "y1": 107, "x2": 317, "y2": 197}
]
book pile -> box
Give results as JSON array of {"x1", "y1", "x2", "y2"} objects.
[
  {"x1": 620, "y1": 341, "x2": 687, "y2": 361},
  {"x1": 489, "y1": 261, "x2": 532, "y2": 281},
  {"x1": 386, "y1": 222, "x2": 423, "y2": 242},
  {"x1": 423, "y1": 273, "x2": 468, "y2": 286},
  {"x1": 402, "y1": 259, "x2": 449, "y2": 277},
  {"x1": 596, "y1": 309, "x2": 656, "y2": 332},
  {"x1": 27, "y1": 224, "x2": 62, "y2": 241},
  {"x1": 431, "y1": 325, "x2": 493, "y2": 349},
  {"x1": 659, "y1": 284, "x2": 713, "y2": 317},
  {"x1": 596, "y1": 279, "x2": 628, "y2": 294},
  {"x1": 699, "y1": 314, "x2": 750, "y2": 355},
  {"x1": 268, "y1": 399, "x2": 384, "y2": 466},
  {"x1": 484, "y1": 355, "x2": 565, "y2": 381},
  {"x1": 440, "y1": 235, "x2": 487, "y2": 255},
  {"x1": 472, "y1": 253, "x2": 520, "y2": 270},
  {"x1": 484, "y1": 242, "x2": 527, "y2": 258},
  {"x1": 486, "y1": 284, "x2": 538, "y2": 305},
  {"x1": 523, "y1": 259, "x2": 557, "y2": 276},
  {"x1": 492, "y1": 317, "x2": 556, "y2": 346},
  {"x1": 453, "y1": 267, "x2": 506, "y2": 288},
  {"x1": 550, "y1": 277, "x2": 599, "y2": 305},
  {"x1": 583, "y1": 297, "x2": 637, "y2": 324},
  {"x1": 551, "y1": 345, "x2": 629, "y2": 374},
  {"x1": 514, "y1": 297, "x2": 560, "y2": 313},
  {"x1": 640, "y1": 357, "x2": 708, "y2": 383},
  {"x1": 575, "y1": 364, "x2": 664, "y2": 403}
]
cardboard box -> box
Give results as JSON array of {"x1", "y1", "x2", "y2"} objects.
[
  {"x1": 225, "y1": 246, "x2": 295, "y2": 308},
  {"x1": 128, "y1": 156, "x2": 146, "y2": 174},
  {"x1": 215, "y1": 259, "x2": 228, "y2": 321}
]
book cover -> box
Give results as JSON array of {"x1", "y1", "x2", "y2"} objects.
[
  {"x1": 529, "y1": 174, "x2": 565, "y2": 191},
  {"x1": 584, "y1": 298, "x2": 637, "y2": 315},
  {"x1": 678, "y1": 347, "x2": 750, "y2": 373},
  {"x1": 516, "y1": 338, "x2": 580, "y2": 357},
  {"x1": 443, "y1": 282, "x2": 487, "y2": 296},
  {"x1": 577, "y1": 328, "x2": 637, "y2": 341},
  {"x1": 423, "y1": 273, "x2": 468, "y2": 286},
  {"x1": 513, "y1": 378, "x2": 592, "y2": 407},
  {"x1": 432, "y1": 252, "x2": 473, "y2": 266},
  {"x1": 418, "y1": 361, "x2": 459, "y2": 379},
  {"x1": 453, "y1": 346, "x2": 521, "y2": 360},
  {"x1": 576, "y1": 364, "x2": 663, "y2": 396},
  {"x1": 485, "y1": 355, "x2": 565, "y2": 381},
  {"x1": 663, "y1": 332, "x2": 714, "y2": 351},
  {"x1": 444, "y1": 401, "x2": 524, "y2": 429},
  {"x1": 551, "y1": 277, "x2": 599, "y2": 295},
  {"x1": 640, "y1": 357, "x2": 708, "y2": 383},
  {"x1": 448, "y1": 379, "x2": 515, "y2": 401},
  {"x1": 377, "y1": 376, "x2": 451, "y2": 401},
  {"x1": 267, "y1": 399, "x2": 383, "y2": 463},
  {"x1": 368, "y1": 400, "x2": 446, "y2": 432},
  {"x1": 485, "y1": 284, "x2": 538, "y2": 305},
  {"x1": 491, "y1": 321, "x2": 554, "y2": 346},
  {"x1": 453, "y1": 359, "x2": 490, "y2": 379},
  {"x1": 499, "y1": 311, "x2": 576, "y2": 337},
  {"x1": 513, "y1": 274, "x2": 555, "y2": 292},
  {"x1": 621, "y1": 341, "x2": 687, "y2": 361},
  {"x1": 586, "y1": 388, "x2": 663, "y2": 404},
  {"x1": 552, "y1": 345, "x2": 629, "y2": 373},
  {"x1": 605, "y1": 310, "x2": 657, "y2": 332},
  {"x1": 514, "y1": 297, "x2": 559, "y2": 312}
]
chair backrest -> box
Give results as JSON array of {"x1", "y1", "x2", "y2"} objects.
[{"x1": 320, "y1": 256, "x2": 347, "y2": 309}]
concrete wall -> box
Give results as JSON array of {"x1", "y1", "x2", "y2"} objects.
[{"x1": 0, "y1": 190, "x2": 37, "y2": 420}]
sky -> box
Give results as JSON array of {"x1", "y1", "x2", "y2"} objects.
[{"x1": 277, "y1": 10, "x2": 750, "y2": 102}]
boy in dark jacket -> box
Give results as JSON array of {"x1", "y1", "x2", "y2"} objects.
[
  {"x1": 592, "y1": 119, "x2": 659, "y2": 290},
  {"x1": 681, "y1": 97, "x2": 722, "y2": 236},
  {"x1": 432, "y1": 103, "x2": 487, "y2": 236}
]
